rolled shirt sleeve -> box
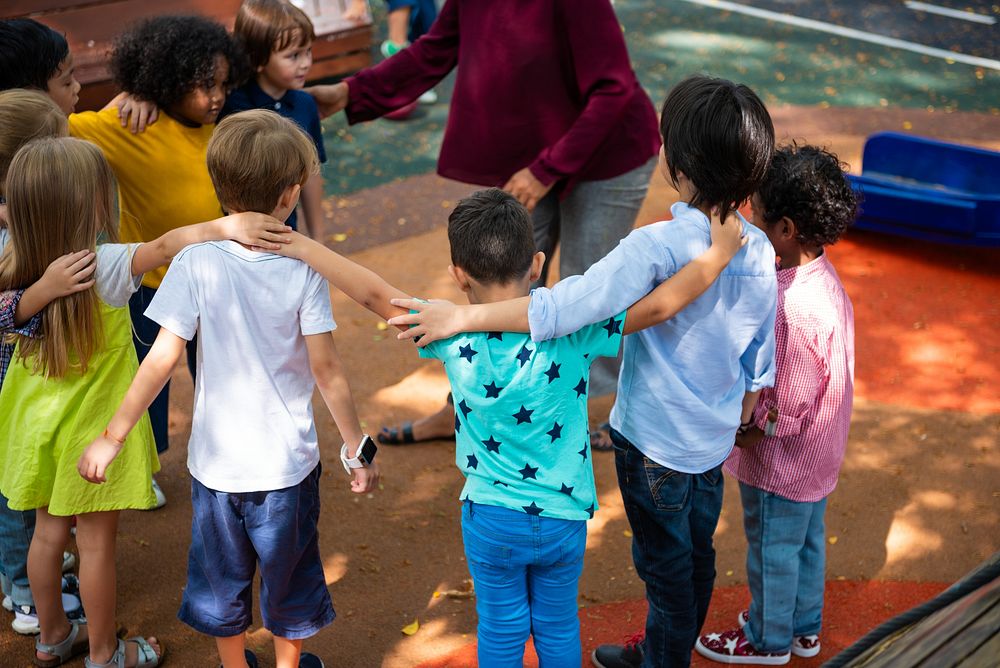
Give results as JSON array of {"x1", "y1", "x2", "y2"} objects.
[{"x1": 528, "y1": 226, "x2": 675, "y2": 342}]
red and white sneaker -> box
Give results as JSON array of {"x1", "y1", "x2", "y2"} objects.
[
  {"x1": 695, "y1": 628, "x2": 790, "y2": 665},
  {"x1": 737, "y1": 610, "x2": 822, "y2": 658}
]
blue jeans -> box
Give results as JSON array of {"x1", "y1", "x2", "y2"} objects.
[
  {"x1": 611, "y1": 429, "x2": 724, "y2": 668},
  {"x1": 461, "y1": 501, "x2": 586, "y2": 668},
  {"x1": 129, "y1": 285, "x2": 197, "y2": 454},
  {"x1": 740, "y1": 483, "x2": 826, "y2": 652},
  {"x1": 532, "y1": 157, "x2": 656, "y2": 396},
  {"x1": 0, "y1": 492, "x2": 35, "y2": 607}
]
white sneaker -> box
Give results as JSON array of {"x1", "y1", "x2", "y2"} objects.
[
  {"x1": 737, "y1": 610, "x2": 821, "y2": 658},
  {"x1": 418, "y1": 89, "x2": 438, "y2": 104},
  {"x1": 11, "y1": 592, "x2": 84, "y2": 635},
  {"x1": 61, "y1": 551, "x2": 75, "y2": 573},
  {"x1": 148, "y1": 477, "x2": 166, "y2": 510},
  {"x1": 3, "y1": 573, "x2": 78, "y2": 614}
]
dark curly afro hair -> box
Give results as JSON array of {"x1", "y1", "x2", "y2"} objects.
[
  {"x1": 111, "y1": 15, "x2": 249, "y2": 109},
  {"x1": 756, "y1": 143, "x2": 859, "y2": 247}
]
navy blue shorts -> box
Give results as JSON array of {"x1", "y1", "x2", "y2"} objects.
[{"x1": 178, "y1": 465, "x2": 335, "y2": 639}]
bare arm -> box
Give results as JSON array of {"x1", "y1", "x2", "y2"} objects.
[
  {"x1": 78, "y1": 328, "x2": 186, "y2": 483},
  {"x1": 305, "y1": 333, "x2": 378, "y2": 493},
  {"x1": 13, "y1": 250, "x2": 96, "y2": 326},
  {"x1": 623, "y1": 211, "x2": 746, "y2": 334},
  {"x1": 387, "y1": 296, "x2": 530, "y2": 346},
  {"x1": 130, "y1": 212, "x2": 290, "y2": 277},
  {"x1": 275, "y1": 232, "x2": 411, "y2": 326},
  {"x1": 299, "y1": 173, "x2": 325, "y2": 240}
]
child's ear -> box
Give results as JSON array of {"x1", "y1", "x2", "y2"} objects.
[
  {"x1": 528, "y1": 251, "x2": 546, "y2": 284},
  {"x1": 779, "y1": 216, "x2": 798, "y2": 241},
  {"x1": 448, "y1": 264, "x2": 473, "y2": 293},
  {"x1": 279, "y1": 184, "x2": 302, "y2": 211}
]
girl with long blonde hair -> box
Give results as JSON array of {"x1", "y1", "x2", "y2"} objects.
[
  {"x1": 0, "y1": 136, "x2": 290, "y2": 668},
  {"x1": 0, "y1": 89, "x2": 97, "y2": 638}
]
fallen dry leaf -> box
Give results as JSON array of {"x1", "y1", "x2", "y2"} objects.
[
  {"x1": 623, "y1": 529, "x2": 633, "y2": 538},
  {"x1": 828, "y1": 536, "x2": 838, "y2": 545},
  {"x1": 401, "y1": 619, "x2": 419, "y2": 636}
]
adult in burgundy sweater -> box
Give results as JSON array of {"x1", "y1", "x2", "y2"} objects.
[{"x1": 310, "y1": 0, "x2": 661, "y2": 445}]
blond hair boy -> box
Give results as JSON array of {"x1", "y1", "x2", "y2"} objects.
[{"x1": 90, "y1": 110, "x2": 377, "y2": 668}]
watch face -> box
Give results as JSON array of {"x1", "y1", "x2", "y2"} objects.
[{"x1": 359, "y1": 435, "x2": 377, "y2": 464}]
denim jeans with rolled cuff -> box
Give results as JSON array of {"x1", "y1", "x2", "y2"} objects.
[{"x1": 611, "y1": 428, "x2": 724, "y2": 668}]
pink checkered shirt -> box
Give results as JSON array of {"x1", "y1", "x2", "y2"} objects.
[{"x1": 725, "y1": 253, "x2": 855, "y2": 502}]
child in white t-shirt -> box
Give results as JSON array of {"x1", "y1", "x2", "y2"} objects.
[{"x1": 81, "y1": 110, "x2": 379, "y2": 668}]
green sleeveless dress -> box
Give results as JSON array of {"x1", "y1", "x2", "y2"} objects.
[{"x1": 0, "y1": 301, "x2": 159, "y2": 515}]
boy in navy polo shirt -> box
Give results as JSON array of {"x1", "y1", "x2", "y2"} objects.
[
  {"x1": 271, "y1": 188, "x2": 746, "y2": 666},
  {"x1": 221, "y1": 0, "x2": 327, "y2": 238}
]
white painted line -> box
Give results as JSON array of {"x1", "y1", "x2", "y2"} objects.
[
  {"x1": 675, "y1": 0, "x2": 1000, "y2": 71},
  {"x1": 904, "y1": 1, "x2": 996, "y2": 26}
]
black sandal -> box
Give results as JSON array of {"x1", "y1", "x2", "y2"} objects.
[{"x1": 377, "y1": 422, "x2": 456, "y2": 446}]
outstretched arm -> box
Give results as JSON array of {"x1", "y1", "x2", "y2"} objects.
[
  {"x1": 387, "y1": 296, "x2": 529, "y2": 346},
  {"x1": 623, "y1": 211, "x2": 745, "y2": 334},
  {"x1": 130, "y1": 212, "x2": 291, "y2": 277},
  {"x1": 78, "y1": 328, "x2": 186, "y2": 483},
  {"x1": 272, "y1": 232, "x2": 411, "y2": 325}
]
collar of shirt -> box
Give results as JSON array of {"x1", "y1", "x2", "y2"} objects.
[
  {"x1": 776, "y1": 251, "x2": 829, "y2": 288},
  {"x1": 246, "y1": 79, "x2": 295, "y2": 112}
]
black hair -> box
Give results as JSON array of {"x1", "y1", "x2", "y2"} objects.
[
  {"x1": 756, "y1": 144, "x2": 859, "y2": 247},
  {"x1": 660, "y1": 75, "x2": 775, "y2": 221},
  {"x1": 448, "y1": 188, "x2": 536, "y2": 285},
  {"x1": 0, "y1": 19, "x2": 69, "y2": 92},
  {"x1": 111, "y1": 15, "x2": 248, "y2": 109}
]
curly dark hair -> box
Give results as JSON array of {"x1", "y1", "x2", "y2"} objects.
[
  {"x1": 756, "y1": 144, "x2": 859, "y2": 247},
  {"x1": 111, "y1": 15, "x2": 249, "y2": 109}
]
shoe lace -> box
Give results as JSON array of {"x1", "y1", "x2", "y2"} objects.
[{"x1": 623, "y1": 630, "x2": 646, "y2": 650}]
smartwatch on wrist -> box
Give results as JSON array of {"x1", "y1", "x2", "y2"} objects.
[{"x1": 340, "y1": 434, "x2": 377, "y2": 474}]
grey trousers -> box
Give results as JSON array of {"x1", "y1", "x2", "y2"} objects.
[{"x1": 532, "y1": 156, "x2": 657, "y2": 396}]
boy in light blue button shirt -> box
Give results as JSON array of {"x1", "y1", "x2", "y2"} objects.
[
  {"x1": 275, "y1": 186, "x2": 745, "y2": 667},
  {"x1": 394, "y1": 76, "x2": 779, "y2": 668}
]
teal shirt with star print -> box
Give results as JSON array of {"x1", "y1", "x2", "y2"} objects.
[{"x1": 419, "y1": 312, "x2": 625, "y2": 521}]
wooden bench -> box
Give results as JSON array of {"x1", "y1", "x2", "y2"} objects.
[{"x1": 3, "y1": 0, "x2": 372, "y2": 110}]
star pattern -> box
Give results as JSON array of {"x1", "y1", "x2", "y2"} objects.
[
  {"x1": 454, "y1": 413, "x2": 461, "y2": 434},
  {"x1": 578, "y1": 444, "x2": 588, "y2": 460},
  {"x1": 559, "y1": 483, "x2": 574, "y2": 496},
  {"x1": 585, "y1": 503, "x2": 595, "y2": 519},
  {"x1": 518, "y1": 463, "x2": 538, "y2": 480},
  {"x1": 512, "y1": 405, "x2": 534, "y2": 425},
  {"x1": 466, "y1": 454, "x2": 479, "y2": 470},
  {"x1": 523, "y1": 502, "x2": 543, "y2": 516},
  {"x1": 602, "y1": 317, "x2": 622, "y2": 338},
  {"x1": 492, "y1": 479, "x2": 509, "y2": 487},
  {"x1": 546, "y1": 422, "x2": 563, "y2": 442},
  {"x1": 573, "y1": 378, "x2": 587, "y2": 398},
  {"x1": 544, "y1": 362, "x2": 561, "y2": 383},
  {"x1": 483, "y1": 381, "x2": 503, "y2": 399},
  {"x1": 482, "y1": 435, "x2": 502, "y2": 453},
  {"x1": 458, "y1": 399, "x2": 472, "y2": 417},
  {"x1": 487, "y1": 331, "x2": 504, "y2": 341},
  {"x1": 458, "y1": 343, "x2": 478, "y2": 363},
  {"x1": 515, "y1": 344, "x2": 532, "y2": 367}
]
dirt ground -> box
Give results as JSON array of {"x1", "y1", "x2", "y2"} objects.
[{"x1": 1, "y1": 104, "x2": 998, "y2": 667}]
